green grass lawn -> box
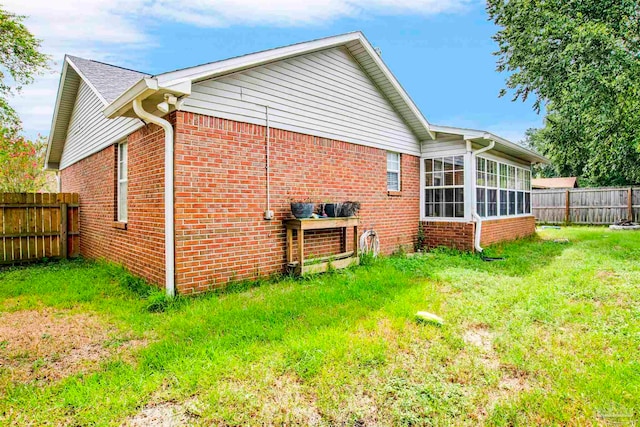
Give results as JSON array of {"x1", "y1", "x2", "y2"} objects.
[{"x1": 0, "y1": 227, "x2": 639, "y2": 425}]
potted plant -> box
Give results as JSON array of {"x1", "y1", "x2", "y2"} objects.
[
  {"x1": 323, "y1": 201, "x2": 340, "y2": 217},
  {"x1": 339, "y1": 201, "x2": 361, "y2": 217},
  {"x1": 289, "y1": 190, "x2": 316, "y2": 219}
]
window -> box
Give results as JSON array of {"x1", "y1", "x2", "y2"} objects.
[
  {"x1": 476, "y1": 158, "x2": 498, "y2": 217},
  {"x1": 387, "y1": 151, "x2": 400, "y2": 191},
  {"x1": 424, "y1": 155, "x2": 465, "y2": 218},
  {"x1": 117, "y1": 142, "x2": 128, "y2": 222},
  {"x1": 484, "y1": 157, "x2": 531, "y2": 218}
]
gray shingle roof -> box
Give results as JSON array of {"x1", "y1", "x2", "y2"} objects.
[{"x1": 67, "y1": 56, "x2": 149, "y2": 103}]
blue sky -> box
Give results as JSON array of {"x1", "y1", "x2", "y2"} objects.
[{"x1": 5, "y1": 0, "x2": 542, "y2": 143}]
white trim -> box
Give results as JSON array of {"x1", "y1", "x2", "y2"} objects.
[{"x1": 420, "y1": 217, "x2": 473, "y2": 223}]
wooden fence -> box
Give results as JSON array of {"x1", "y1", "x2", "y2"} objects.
[
  {"x1": 532, "y1": 187, "x2": 640, "y2": 224},
  {"x1": 0, "y1": 193, "x2": 79, "y2": 264}
]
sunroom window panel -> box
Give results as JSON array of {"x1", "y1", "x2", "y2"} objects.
[
  {"x1": 500, "y1": 189, "x2": 508, "y2": 215},
  {"x1": 508, "y1": 190, "x2": 516, "y2": 215},
  {"x1": 423, "y1": 156, "x2": 465, "y2": 218},
  {"x1": 487, "y1": 189, "x2": 498, "y2": 216},
  {"x1": 476, "y1": 188, "x2": 486, "y2": 217}
]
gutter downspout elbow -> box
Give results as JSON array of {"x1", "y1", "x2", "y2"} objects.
[
  {"x1": 470, "y1": 140, "x2": 495, "y2": 253},
  {"x1": 132, "y1": 98, "x2": 175, "y2": 298}
]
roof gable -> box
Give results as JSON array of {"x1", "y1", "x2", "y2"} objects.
[
  {"x1": 67, "y1": 56, "x2": 149, "y2": 104},
  {"x1": 45, "y1": 56, "x2": 147, "y2": 168}
]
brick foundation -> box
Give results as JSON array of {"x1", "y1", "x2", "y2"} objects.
[
  {"x1": 421, "y1": 215, "x2": 536, "y2": 253},
  {"x1": 480, "y1": 215, "x2": 536, "y2": 246},
  {"x1": 420, "y1": 221, "x2": 475, "y2": 252}
]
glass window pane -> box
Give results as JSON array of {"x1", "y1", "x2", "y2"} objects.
[
  {"x1": 455, "y1": 203, "x2": 464, "y2": 218},
  {"x1": 445, "y1": 188, "x2": 454, "y2": 203},
  {"x1": 517, "y1": 191, "x2": 524, "y2": 214},
  {"x1": 387, "y1": 152, "x2": 400, "y2": 172},
  {"x1": 444, "y1": 157, "x2": 454, "y2": 171},
  {"x1": 525, "y1": 192, "x2": 531, "y2": 213},
  {"x1": 434, "y1": 159, "x2": 443, "y2": 172},
  {"x1": 387, "y1": 171, "x2": 399, "y2": 191},
  {"x1": 500, "y1": 164, "x2": 508, "y2": 189},
  {"x1": 454, "y1": 155, "x2": 464, "y2": 171},
  {"x1": 433, "y1": 171, "x2": 443, "y2": 186},
  {"x1": 500, "y1": 190, "x2": 508, "y2": 216},
  {"x1": 425, "y1": 172, "x2": 433, "y2": 187},
  {"x1": 454, "y1": 171, "x2": 464, "y2": 186},
  {"x1": 425, "y1": 158, "x2": 433, "y2": 173},
  {"x1": 509, "y1": 190, "x2": 516, "y2": 215},
  {"x1": 445, "y1": 171, "x2": 455, "y2": 186},
  {"x1": 445, "y1": 203, "x2": 454, "y2": 217},
  {"x1": 455, "y1": 188, "x2": 464, "y2": 203}
]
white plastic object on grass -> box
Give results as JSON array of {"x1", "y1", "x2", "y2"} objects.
[
  {"x1": 359, "y1": 229, "x2": 380, "y2": 257},
  {"x1": 416, "y1": 311, "x2": 444, "y2": 326}
]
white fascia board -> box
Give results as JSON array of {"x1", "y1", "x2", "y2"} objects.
[
  {"x1": 44, "y1": 60, "x2": 70, "y2": 170},
  {"x1": 103, "y1": 78, "x2": 192, "y2": 119},
  {"x1": 102, "y1": 78, "x2": 159, "y2": 119},
  {"x1": 154, "y1": 32, "x2": 364, "y2": 88}
]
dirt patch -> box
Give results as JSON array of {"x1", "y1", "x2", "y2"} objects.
[
  {"x1": 0, "y1": 309, "x2": 145, "y2": 384},
  {"x1": 258, "y1": 374, "x2": 323, "y2": 426},
  {"x1": 122, "y1": 400, "x2": 201, "y2": 427},
  {"x1": 463, "y1": 325, "x2": 499, "y2": 371}
]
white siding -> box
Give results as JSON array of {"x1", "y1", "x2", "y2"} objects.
[
  {"x1": 60, "y1": 81, "x2": 142, "y2": 169},
  {"x1": 183, "y1": 47, "x2": 420, "y2": 155},
  {"x1": 422, "y1": 138, "x2": 466, "y2": 157}
]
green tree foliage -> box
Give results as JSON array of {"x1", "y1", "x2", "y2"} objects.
[
  {"x1": 0, "y1": 6, "x2": 49, "y2": 132},
  {"x1": 0, "y1": 126, "x2": 52, "y2": 192},
  {"x1": 487, "y1": 0, "x2": 640, "y2": 186}
]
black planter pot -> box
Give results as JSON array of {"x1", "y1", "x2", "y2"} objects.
[
  {"x1": 324, "y1": 203, "x2": 339, "y2": 217},
  {"x1": 290, "y1": 202, "x2": 315, "y2": 219},
  {"x1": 339, "y1": 201, "x2": 361, "y2": 217}
]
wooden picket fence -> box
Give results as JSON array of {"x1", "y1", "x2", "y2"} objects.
[
  {"x1": 532, "y1": 187, "x2": 640, "y2": 224},
  {"x1": 0, "y1": 193, "x2": 79, "y2": 264}
]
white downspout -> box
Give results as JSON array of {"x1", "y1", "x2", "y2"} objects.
[
  {"x1": 132, "y1": 98, "x2": 175, "y2": 298},
  {"x1": 470, "y1": 139, "x2": 495, "y2": 253}
]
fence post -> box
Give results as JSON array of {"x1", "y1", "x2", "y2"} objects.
[
  {"x1": 565, "y1": 189, "x2": 571, "y2": 224},
  {"x1": 628, "y1": 188, "x2": 633, "y2": 221},
  {"x1": 60, "y1": 202, "x2": 68, "y2": 259}
]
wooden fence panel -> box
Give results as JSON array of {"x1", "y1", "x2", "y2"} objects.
[
  {"x1": 0, "y1": 192, "x2": 79, "y2": 264},
  {"x1": 533, "y1": 187, "x2": 640, "y2": 224}
]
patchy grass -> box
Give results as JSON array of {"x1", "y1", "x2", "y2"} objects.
[{"x1": 0, "y1": 227, "x2": 639, "y2": 425}]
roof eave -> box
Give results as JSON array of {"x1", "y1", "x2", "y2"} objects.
[
  {"x1": 429, "y1": 124, "x2": 550, "y2": 164},
  {"x1": 44, "y1": 58, "x2": 71, "y2": 170}
]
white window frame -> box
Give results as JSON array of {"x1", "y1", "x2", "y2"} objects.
[
  {"x1": 421, "y1": 154, "x2": 466, "y2": 220},
  {"x1": 117, "y1": 142, "x2": 128, "y2": 223},
  {"x1": 478, "y1": 154, "x2": 531, "y2": 219},
  {"x1": 387, "y1": 151, "x2": 401, "y2": 191},
  {"x1": 420, "y1": 149, "x2": 534, "y2": 222}
]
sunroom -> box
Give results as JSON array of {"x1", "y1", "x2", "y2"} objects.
[{"x1": 419, "y1": 125, "x2": 548, "y2": 252}]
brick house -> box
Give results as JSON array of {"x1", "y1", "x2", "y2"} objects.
[{"x1": 45, "y1": 32, "x2": 548, "y2": 295}]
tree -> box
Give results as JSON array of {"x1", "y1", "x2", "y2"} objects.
[
  {"x1": 0, "y1": 6, "x2": 49, "y2": 132},
  {"x1": 0, "y1": 126, "x2": 52, "y2": 192},
  {"x1": 487, "y1": 0, "x2": 640, "y2": 186}
]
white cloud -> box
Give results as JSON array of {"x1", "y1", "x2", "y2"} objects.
[{"x1": 3, "y1": 0, "x2": 472, "y2": 137}]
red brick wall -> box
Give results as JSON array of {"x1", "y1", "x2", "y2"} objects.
[
  {"x1": 480, "y1": 215, "x2": 536, "y2": 246},
  {"x1": 173, "y1": 112, "x2": 420, "y2": 293},
  {"x1": 420, "y1": 221, "x2": 475, "y2": 252},
  {"x1": 60, "y1": 122, "x2": 166, "y2": 286}
]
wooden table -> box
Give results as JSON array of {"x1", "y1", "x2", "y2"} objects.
[{"x1": 284, "y1": 217, "x2": 359, "y2": 275}]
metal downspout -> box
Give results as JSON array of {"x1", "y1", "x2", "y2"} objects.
[
  {"x1": 132, "y1": 98, "x2": 175, "y2": 297},
  {"x1": 470, "y1": 139, "x2": 495, "y2": 253}
]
